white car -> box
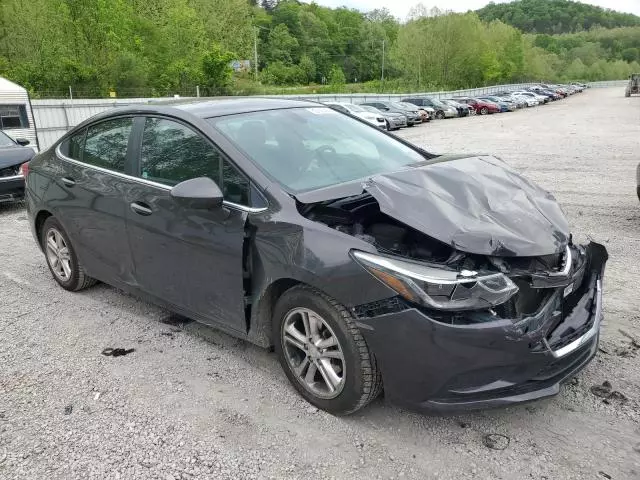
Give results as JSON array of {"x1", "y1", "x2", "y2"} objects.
[
  {"x1": 511, "y1": 93, "x2": 539, "y2": 107},
  {"x1": 513, "y1": 91, "x2": 547, "y2": 105},
  {"x1": 324, "y1": 102, "x2": 386, "y2": 129}
]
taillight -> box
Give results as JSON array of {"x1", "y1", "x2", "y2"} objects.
[{"x1": 19, "y1": 162, "x2": 29, "y2": 178}]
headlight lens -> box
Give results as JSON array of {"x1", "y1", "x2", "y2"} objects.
[{"x1": 352, "y1": 251, "x2": 518, "y2": 311}]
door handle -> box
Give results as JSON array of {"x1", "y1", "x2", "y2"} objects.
[
  {"x1": 130, "y1": 202, "x2": 153, "y2": 216},
  {"x1": 61, "y1": 177, "x2": 76, "y2": 187}
]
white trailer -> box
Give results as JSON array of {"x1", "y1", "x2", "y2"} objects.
[{"x1": 0, "y1": 77, "x2": 38, "y2": 151}]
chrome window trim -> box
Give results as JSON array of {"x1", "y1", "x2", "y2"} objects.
[{"x1": 55, "y1": 143, "x2": 268, "y2": 214}]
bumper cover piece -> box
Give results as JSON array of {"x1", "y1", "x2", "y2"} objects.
[{"x1": 355, "y1": 242, "x2": 607, "y2": 413}]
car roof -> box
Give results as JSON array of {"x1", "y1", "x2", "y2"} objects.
[
  {"x1": 91, "y1": 97, "x2": 320, "y2": 121},
  {"x1": 60, "y1": 97, "x2": 331, "y2": 142},
  {"x1": 174, "y1": 97, "x2": 320, "y2": 118}
]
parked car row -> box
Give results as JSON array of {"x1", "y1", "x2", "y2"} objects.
[{"x1": 324, "y1": 83, "x2": 585, "y2": 130}]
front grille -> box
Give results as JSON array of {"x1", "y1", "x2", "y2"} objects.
[
  {"x1": 0, "y1": 165, "x2": 20, "y2": 178},
  {"x1": 547, "y1": 319, "x2": 593, "y2": 350},
  {"x1": 533, "y1": 339, "x2": 594, "y2": 380},
  {"x1": 353, "y1": 297, "x2": 408, "y2": 318}
]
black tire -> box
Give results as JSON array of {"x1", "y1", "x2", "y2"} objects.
[
  {"x1": 273, "y1": 285, "x2": 382, "y2": 415},
  {"x1": 435, "y1": 111, "x2": 445, "y2": 120},
  {"x1": 41, "y1": 216, "x2": 97, "y2": 292},
  {"x1": 480, "y1": 107, "x2": 488, "y2": 115},
  {"x1": 385, "y1": 120, "x2": 391, "y2": 131}
]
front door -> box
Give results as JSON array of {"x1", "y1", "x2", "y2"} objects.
[{"x1": 123, "y1": 116, "x2": 249, "y2": 333}]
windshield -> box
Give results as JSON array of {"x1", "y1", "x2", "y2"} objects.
[
  {"x1": 0, "y1": 130, "x2": 15, "y2": 147},
  {"x1": 209, "y1": 107, "x2": 426, "y2": 193},
  {"x1": 430, "y1": 98, "x2": 446, "y2": 108}
]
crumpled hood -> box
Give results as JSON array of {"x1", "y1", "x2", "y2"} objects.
[
  {"x1": 0, "y1": 145, "x2": 34, "y2": 169},
  {"x1": 362, "y1": 155, "x2": 569, "y2": 257}
]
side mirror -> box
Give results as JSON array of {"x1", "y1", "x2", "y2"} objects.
[
  {"x1": 16, "y1": 138, "x2": 30, "y2": 146},
  {"x1": 170, "y1": 177, "x2": 223, "y2": 209}
]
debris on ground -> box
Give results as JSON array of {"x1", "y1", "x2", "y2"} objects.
[
  {"x1": 101, "y1": 348, "x2": 135, "y2": 357},
  {"x1": 160, "y1": 313, "x2": 192, "y2": 326},
  {"x1": 598, "y1": 471, "x2": 612, "y2": 479},
  {"x1": 590, "y1": 381, "x2": 613, "y2": 398},
  {"x1": 482, "y1": 434, "x2": 510, "y2": 450},
  {"x1": 615, "y1": 329, "x2": 640, "y2": 357},
  {"x1": 63, "y1": 405, "x2": 73, "y2": 415},
  {"x1": 591, "y1": 381, "x2": 628, "y2": 403}
]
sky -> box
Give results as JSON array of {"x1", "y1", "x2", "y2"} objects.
[{"x1": 312, "y1": 0, "x2": 640, "y2": 20}]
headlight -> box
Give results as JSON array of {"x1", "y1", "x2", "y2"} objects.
[{"x1": 351, "y1": 251, "x2": 518, "y2": 311}]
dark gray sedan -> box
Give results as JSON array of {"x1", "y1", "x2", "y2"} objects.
[
  {"x1": 24, "y1": 99, "x2": 607, "y2": 415},
  {"x1": 360, "y1": 101, "x2": 422, "y2": 126},
  {"x1": 0, "y1": 130, "x2": 34, "y2": 202}
]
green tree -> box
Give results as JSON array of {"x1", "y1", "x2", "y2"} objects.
[
  {"x1": 328, "y1": 64, "x2": 346, "y2": 85},
  {"x1": 264, "y1": 24, "x2": 299, "y2": 64},
  {"x1": 202, "y1": 44, "x2": 235, "y2": 94}
]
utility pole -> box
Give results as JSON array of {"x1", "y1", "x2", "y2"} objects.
[
  {"x1": 381, "y1": 39, "x2": 385, "y2": 83},
  {"x1": 254, "y1": 27, "x2": 259, "y2": 81}
]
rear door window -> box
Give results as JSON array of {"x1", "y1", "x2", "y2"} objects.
[{"x1": 82, "y1": 118, "x2": 133, "y2": 172}]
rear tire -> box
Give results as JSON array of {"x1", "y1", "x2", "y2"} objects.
[
  {"x1": 273, "y1": 285, "x2": 382, "y2": 415},
  {"x1": 41, "y1": 217, "x2": 97, "y2": 292}
]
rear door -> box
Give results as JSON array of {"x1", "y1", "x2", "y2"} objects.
[
  {"x1": 51, "y1": 117, "x2": 136, "y2": 286},
  {"x1": 123, "y1": 116, "x2": 252, "y2": 332}
]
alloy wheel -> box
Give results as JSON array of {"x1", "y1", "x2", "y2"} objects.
[
  {"x1": 281, "y1": 307, "x2": 345, "y2": 399},
  {"x1": 45, "y1": 228, "x2": 72, "y2": 282},
  {"x1": 436, "y1": 111, "x2": 445, "y2": 119},
  {"x1": 480, "y1": 107, "x2": 488, "y2": 115}
]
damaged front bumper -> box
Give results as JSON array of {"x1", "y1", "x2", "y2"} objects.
[{"x1": 353, "y1": 242, "x2": 607, "y2": 413}]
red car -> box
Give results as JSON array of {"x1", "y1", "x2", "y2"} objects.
[{"x1": 453, "y1": 97, "x2": 501, "y2": 115}]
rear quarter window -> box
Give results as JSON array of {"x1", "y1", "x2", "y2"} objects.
[{"x1": 59, "y1": 130, "x2": 86, "y2": 160}]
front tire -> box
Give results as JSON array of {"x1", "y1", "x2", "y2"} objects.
[
  {"x1": 41, "y1": 217, "x2": 97, "y2": 291},
  {"x1": 480, "y1": 107, "x2": 489, "y2": 115},
  {"x1": 435, "y1": 111, "x2": 445, "y2": 120},
  {"x1": 273, "y1": 285, "x2": 382, "y2": 415}
]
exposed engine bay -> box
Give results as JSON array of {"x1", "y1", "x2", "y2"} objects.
[
  {"x1": 299, "y1": 193, "x2": 456, "y2": 263},
  {"x1": 298, "y1": 193, "x2": 593, "y2": 324}
]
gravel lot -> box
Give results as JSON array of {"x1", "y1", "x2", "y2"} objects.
[{"x1": 1, "y1": 87, "x2": 639, "y2": 480}]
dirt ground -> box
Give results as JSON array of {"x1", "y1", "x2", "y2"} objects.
[{"x1": 1, "y1": 87, "x2": 639, "y2": 480}]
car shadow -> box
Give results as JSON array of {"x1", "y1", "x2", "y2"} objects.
[{"x1": 0, "y1": 200, "x2": 26, "y2": 215}]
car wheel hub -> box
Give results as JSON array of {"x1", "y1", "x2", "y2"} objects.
[
  {"x1": 45, "y1": 228, "x2": 72, "y2": 281},
  {"x1": 282, "y1": 307, "x2": 345, "y2": 399}
]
